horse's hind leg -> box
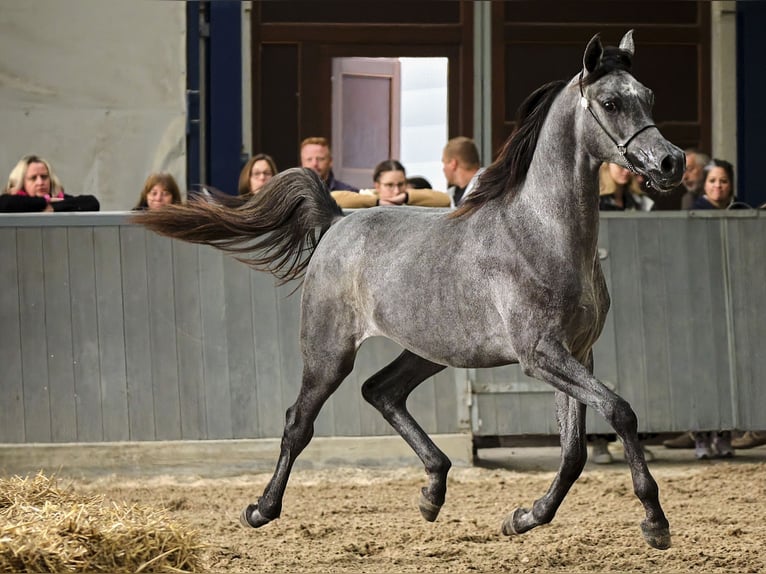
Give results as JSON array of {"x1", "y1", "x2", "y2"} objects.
[
  {"x1": 503, "y1": 390, "x2": 587, "y2": 536},
  {"x1": 240, "y1": 344, "x2": 355, "y2": 529},
  {"x1": 361, "y1": 350, "x2": 448, "y2": 522}
]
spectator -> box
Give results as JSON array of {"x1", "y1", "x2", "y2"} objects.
[
  {"x1": 331, "y1": 160, "x2": 450, "y2": 208},
  {"x1": 441, "y1": 136, "x2": 483, "y2": 206},
  {"x1": 134, "y1": 172, "x2": 182, "y2": 211},
  {"x1": 690, "y1": 159, "x2": 735, "y2": 210},
  {"x1": 679, "y1": 149, "x2": 710, "y2": 210},
  {"x1": 1, "y1": 155, "x2": 99, "y2": 212},
  {"x1": 239, "y1": 153, "x2": 277, "y2": 196},
  {"x1": 406, "y1": 176, "x2": 432, "y2": 190},
  {"x1": 599, "y1": 162, "x2": 653, "y2": 211},
  {"x1": 300, "y1": 137, "x2": 358, "y2": 192}
]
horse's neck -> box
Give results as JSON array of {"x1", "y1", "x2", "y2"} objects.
[{"x1": 515, "y1": 86, "x2": 601, "y2": 257}]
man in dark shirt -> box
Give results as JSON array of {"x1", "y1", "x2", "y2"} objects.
[{"x1": 299, "y1": 136, "x2": 358, "y2": 192}]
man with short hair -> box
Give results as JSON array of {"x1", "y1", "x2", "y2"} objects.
[
  {"x1": 680, "y1": 148, "x2": 710, "y2": 209},
  {"x1": 441, "y1": 136, "x2": 483, "y2": 206},
  {"x1": 299, "y1": 137, "x2": 358, "y2": 192}
]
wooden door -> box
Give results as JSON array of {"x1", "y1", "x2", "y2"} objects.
[{"x1": 331, "y1": 58, "x2": 401, "y2": 190}]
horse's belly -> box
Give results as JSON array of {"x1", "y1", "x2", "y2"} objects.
[{"x1": 368, "y1": 311, "x2": 519, "y2": 369}]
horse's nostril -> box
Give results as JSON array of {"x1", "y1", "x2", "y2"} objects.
[{"x1": 660, "y1": 155, "x2": 677, "y2": 175}]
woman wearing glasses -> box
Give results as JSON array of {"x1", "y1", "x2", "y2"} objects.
[
  {"x1": 332, "y1": 159, "x2": 450, "y2": 208},
  {"x1": 238, "y1": 153, "x2": 278, "y2": 196}
]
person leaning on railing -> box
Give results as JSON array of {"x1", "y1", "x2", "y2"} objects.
[
  {"x1": 1, "y1": 154, "x2": 99, "y2": 212},
  {"x1": 331, "y1": 159, "x2": 450, "y2": 209},
  {"x1": 133, "y1": 172, "x2": 183, "y2": 211}
]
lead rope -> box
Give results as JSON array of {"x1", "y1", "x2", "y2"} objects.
[{"x1": 578, "y1": 70, "x2": 657, "y2": 188}]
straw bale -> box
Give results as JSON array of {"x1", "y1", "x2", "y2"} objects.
[{"x1": 0, "y1": 472, "x2": 202, "y2": 573}]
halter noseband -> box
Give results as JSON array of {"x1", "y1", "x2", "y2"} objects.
[{"x1": 578, "y1": 70, "x2": 657, "y2": 187}]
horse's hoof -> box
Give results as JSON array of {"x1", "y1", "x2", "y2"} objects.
[
  {"x1": 501, "y1": 507, "x2": 527, "y2": 536},
  {"x1": 641, "y1": 520, "x2": 671, "y2": 550},
  {"x1": 239, "y1": 504, "x2": 273, "y2": 529},
  {"x1": 418, "y1": 491, "x2": 442, "y2": 522}
]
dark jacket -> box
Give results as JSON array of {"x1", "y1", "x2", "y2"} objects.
[
  {"x1": 0, "y1": 193, "x2": 100, "y2": 213},
  {"x1": 326, "y1": 171, "x2": 359, "y2": 192}
]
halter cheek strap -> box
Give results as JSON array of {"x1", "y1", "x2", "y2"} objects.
[{"x1": 578, "y1": 70, "x2": 657, "y2": 185}]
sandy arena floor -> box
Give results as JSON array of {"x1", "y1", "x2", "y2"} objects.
[{"x1": 67, "y1": 444, "x2": 766, "y2": 573}]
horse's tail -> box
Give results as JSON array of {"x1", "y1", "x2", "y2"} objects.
[{"x1": 131, "y1": 167, "x2": 344, "y2": 284}]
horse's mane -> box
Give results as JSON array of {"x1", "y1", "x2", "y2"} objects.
[
  {"x1": 451, "y1": 80, "x2": 567, "y2": 217},
  {"x1": 452, "y1": 45, "x2": 632, "y2": 218}
]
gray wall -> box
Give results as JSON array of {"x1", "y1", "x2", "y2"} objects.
[
  {"x1": 0, "y1": 1, "x2": 187, "y2": 210},
  {"x1": 1, "y1": 212, "x2": 764, "y2": 445},
  {"x1": 471, "y1": 211, "x2": 766, "y2": 437},
  {"x1": 0, "y1": 213, "x2": 463, "y2": 444}
]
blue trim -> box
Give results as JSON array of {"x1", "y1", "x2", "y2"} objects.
[
  {"x1": 208, "y1": 1, "x2": 242, "y2": 195},
  {"x1": 186, "y1": 1, "x2": 202, "y2": 188},
  {"x1": 736, "y1": 1, "x2": 766, "y2": 208}
]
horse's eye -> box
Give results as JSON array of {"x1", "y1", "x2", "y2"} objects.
[{"x1": 602, "y1": 100, "x2": 619, "y2": 113}]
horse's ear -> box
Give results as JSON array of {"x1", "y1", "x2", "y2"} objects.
[
  {"x1": 619, "y1": 29, "x2": 635, "y2": 57},
  {"x1": 583, "y1": 33, "x2": 603, "y2": 73}
]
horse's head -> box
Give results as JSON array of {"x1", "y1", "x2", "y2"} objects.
[{"x1": 578, "y1": 30, "x2": 684, "y2": 192}]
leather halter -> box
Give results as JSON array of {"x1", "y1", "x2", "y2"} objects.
[{"x1": 578, "y1": 70, "x2": 657, "y2": 187}]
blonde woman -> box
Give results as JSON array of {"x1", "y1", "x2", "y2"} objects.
[
  {"x1": 1, "y1": 155, "x2": 99, "y2": 212},
  {"x1": 598, "y1": 162, "x2": 653, "y2": 211}
]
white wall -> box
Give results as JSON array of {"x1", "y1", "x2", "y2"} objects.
[
  {"x1": 398, "y1": 58, "x2": 448, "y2": 192},
  {"x1": 0, "y1": 0, "x2": 187, "y2": 210},
  {"x1": 711, "y1": 1, "x2": 737, "y2": 166}
]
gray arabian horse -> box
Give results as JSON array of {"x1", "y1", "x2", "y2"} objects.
[{"x1": 135, "y1": 31, "x2": 684, "y2": 549}]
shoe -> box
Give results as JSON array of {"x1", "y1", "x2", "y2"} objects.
[
  {"x1": 712, "y1": 431, "x2": 734, "y2": 458},
  {"x1": 731, "y1": 431, "x2": 766, "y2": 449},
  {"x1": 663, "y1": 432, "x2": 695, "y2": 449},
  {"x1": 693, "y1": 432, "x2": 713, "y2": 460},
  {"x1": 591, "y1": 438, "x2": 613, "y2": 464}
]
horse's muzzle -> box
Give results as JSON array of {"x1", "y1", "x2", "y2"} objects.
[{"x1": 645, "y1": 146, "x2": 685, "y2": 192}]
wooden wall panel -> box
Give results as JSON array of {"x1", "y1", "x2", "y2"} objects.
[
  {"x1": 173, "y1": 241, "x2": 207, "y2": 440},
  {"x1": 198, "y1": 246, "x2": 233, "y2": 440},
  {"x1": 491, "y1": 1, "x2": 710, "y2": 157},
  {"x1": 223, "y1": 255, "x2": 259, "y2": 439},
  {"x1": 120, "y1": 227, "x2": 155, "y2": 441},
  {"x1": 42, "y1": 228, "x2": 77, "y2": 442},
  {"x1": 145, "y1": 234, "x2": 181, "y2": 441},
  {"x1": 17, "y1": 229, "x2": 51, "y2": 442},
  {"x1": 94, "y1": 227, "x2": 129, "y2": 441},
  {"x1": 68, "y1": 228, "x2": 104, "y2": 443},
  {"x1": 0, "y1": 229, "x2": 24, "y2": 442}
]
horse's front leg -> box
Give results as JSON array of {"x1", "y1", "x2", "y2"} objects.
[
  {"x1": 503, "y1": 390, "x2": 587, "y2": 535},
  {"x1": 361, "y1": 350, "x2": 450, "y2": 522},
  {"x1": 522, "y1": 338, "x2": 670, "y2": 550}
]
